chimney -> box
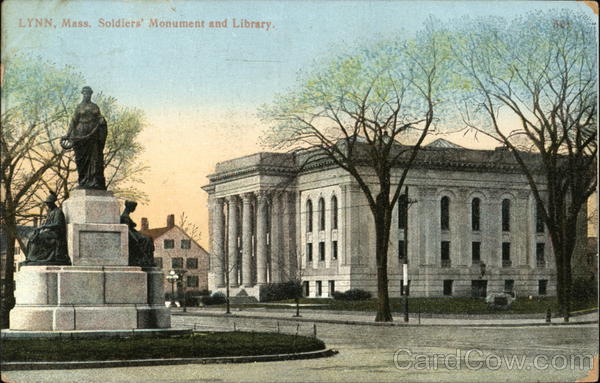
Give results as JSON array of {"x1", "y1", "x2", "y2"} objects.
[
  {"x1": 167, "y1": 214, "x2": 175, "y2": 228},
  {"x1": 141, "y1": 217, "x2": 149, "y2": 231}
]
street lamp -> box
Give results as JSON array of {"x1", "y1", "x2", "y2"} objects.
[{"x1": 166, "y1": 269, "x2": 179, "y2": 308}]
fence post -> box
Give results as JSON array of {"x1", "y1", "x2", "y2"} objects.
[
  {"x1": 277, "y1": 321, "x2": 280, "y2": 333},
  {"x1": 313, "y1": 323, "x2": 317, "y2": 338},
  {"x1": 233, "y1": 322, "x2": 237, "y2": 332},
  {"x1": 546, "y1": 308, "x2": 552, "y2": 323}
]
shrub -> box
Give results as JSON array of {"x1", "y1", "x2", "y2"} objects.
[
  {"x1": 260, "y1": 281, "x2": 303, "y2": 302},
  {"x1": 332, "y1": 288, "x2": 372, "y2": 301},
  {"x1": 571, "y1": 277, "x2": 598, "y2": 302},
  {"x1": 201, "y1": 292, "x2": 226, "y2": 305}
]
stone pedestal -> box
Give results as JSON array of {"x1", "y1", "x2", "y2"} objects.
[
  {"x1": 62, "y1": 189, "x2": 129, "y2": 266},
  {"x1": 9, "y1": 190, "x2": 171, "y2": 331}
]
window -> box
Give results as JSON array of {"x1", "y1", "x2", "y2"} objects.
[
  {"x1": 329, "y1": 280, "x2": 335, "y2": 296},
  {"x1": 539, "y1": 280, "x2": 548, "y2": 295},
  {"x1": 471, "y1": 242, "x2": 481, "y2": 264},
  {"x1": 171, "y1": 257, "x2": 183, "y2": 269},
  {"x1": 181, "y1": 239, "x2": 191, "y2": 249},
  {"x1": 536, "y1": 201, "x2": 545, "y2": 233},
  {"x1": 332, "y1": 240, "x2": 338, "y2": 260},
  {"x1": 443, "y1": 280, "x2": 453, "y2": 296},
  {"x1": 316, "y1": 281, "x2": 322, "y2": 297},
  {"x1": 502, "y1": 199, "x2": 511, "y2": 232},
  {"x1": 164, "y1": 239, "x2": 175, "y2": 249},
  {"x1": 471, "y1": 280, "x2": 488, "y2": 298},
  {"x1": 471, "y1": 198, "x2": 481, "y2": 231},
  {"x1": 504, "y1": 279, "x2": 514, "y2": 294},
  {"x1": 154, "y1": 257, "x2": 163, "y2": 269},
  {"x1": 187, "y1": 275, "x2": 199, "y2": 288},
  {"x1": 502, "y1": 242, "x2": 511, "y2": 267},
  {"x1": 306, "y1": 243, "x2": 313, "y2": 262},
  {"x1": 318, "y1": 242, "x2": 325, "y2": 261},
  {"x1": 398, "y1": 240, "x2": 405, "y2": 260},
  {"x1": 441, "y1": 241, "x2": 451, "y2": 267},
  {"x1": 536, "y1": 243, "x2": 545, "y2": 267},
  {"x1": 186, "y1": 258, "x2": 198, "y2": 269},
  {"x1": 306, "y1": 199, "x2": 313, "y2": 232},
  {"x1": 303, "y1": 281, "x2": 309, "y2": 297},
  {"x1": 331, "y1": 195, "x2": 338, "y2": 229},
  {"x1": 440, "y1": 196, "x2": 450, "y2": 230},
  {"x1": 318, "y1": 198, "x2": 325, "y2": 231},
  {"x1": 398, "y1": 194, "x2": 407, "y2": 229}
]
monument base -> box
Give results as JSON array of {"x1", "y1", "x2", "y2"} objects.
[{"x1": 9, "y1": 266, "x2": 170, "y2": 331}]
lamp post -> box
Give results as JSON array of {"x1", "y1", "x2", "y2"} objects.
[
  {"x1": 402, "y1": 187, "x2": 417, "y2": 323},
  {"x1": 166, "y1": 269, "x2": 179, "y2": 308}
]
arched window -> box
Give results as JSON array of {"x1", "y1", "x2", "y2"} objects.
[
  {"x1": 331, "y1": 195, "x2": 338, "y2": 229},
  {"x1": 306, "y1": 199, "x2": 313, "y2": 233},
  {"x1": 471, "y1": 198, "x2": 481, "y2": 231},
  {"x1": 398, "y1": 194, "x2": 407, "y2": 229},
  {"x1": 318, "y1": 198, "x2": 325, "y2": 231},
  {"x1": 441, "y1": 196, "x2": 450, "y2": 230},
  {"x1": 502, "y1": 199, "x2": 511, "y2": 232}
]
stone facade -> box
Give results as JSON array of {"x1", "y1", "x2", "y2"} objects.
[
  {"x1": 202, "y1": 141, "x2": 588, "y2": 300},
  {"x1": 141, "y1": 215, "x2": 210, "y2": 297}
]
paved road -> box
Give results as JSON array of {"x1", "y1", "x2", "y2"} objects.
[{"x1": 3, "y1": 315, "x2": 598, "y2": 383}]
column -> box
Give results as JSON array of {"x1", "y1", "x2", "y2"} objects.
[
  {"x1": 255, "y1": 191, "x2": 268, "y2": 285},
  {"x1": 242, "y1": 193, "x2": 254, "y2": 287},
  {"x1": 271, "y1": 192, "x2": 282, "y2": 283},
  {"x1": 227, "y1": 195, "x2": 239, "y2": 287},
  {"x1": 455, "y1": 188, "x2": 469, "y2": 266},
  {"x1": 213, "y1": 198, "x2": 225, "y2": 287},
  {"x1": 281, "y1": 191, "x2": 291, "y2": 279}
]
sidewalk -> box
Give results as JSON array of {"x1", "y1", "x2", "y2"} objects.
[{"x1": 172, "y1": 306, "x2": 599, "y2": 327}]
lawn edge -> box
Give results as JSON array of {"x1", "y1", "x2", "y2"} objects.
[{"x1": 0, "y1": 347, "x2": 338, "y2": 370}]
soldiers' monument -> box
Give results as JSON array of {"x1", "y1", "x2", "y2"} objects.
[{"x1": 9, "y1": 87, "x2": 170, "y2": 331}]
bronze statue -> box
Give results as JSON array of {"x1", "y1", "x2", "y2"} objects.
[
  {"x1": 120, "y1": 200, "x2": 155, "y2": 267},
  {"x1": 61, "y1": 86, "x2": 107, "y2": 190},
  {"x1": 20, "y1": 193, "x2": 71, "y2": 266}
]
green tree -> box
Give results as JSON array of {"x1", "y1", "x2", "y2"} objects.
[
  {"x1": 1, "y1": 56, "x2": 147, "y2": 327},
  {"x1": 261, "y1": 27, "x2": 453, "y2": 322},
  {"x1": 450, "y1": 10, "x2": 597, "y2": 321}
]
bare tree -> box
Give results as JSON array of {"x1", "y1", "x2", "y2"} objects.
[
  {"x1": 179, "y1": 212, "x2": 202, "y2": 244},
  {"x1": 451, "y1": 10, "x2": 597, "y2": 320},
  {"x1": 261, "y1": 27, "x2": 453, "y2": 321}
]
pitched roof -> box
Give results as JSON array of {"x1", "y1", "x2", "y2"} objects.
[
  {"x1": 140, "y1": 226, "x2": 172, "y2": 240},
  {"x1": 425, "y1": 138, "x2": 465, "y2": 149},
  {"x1": 140, "y1": 225, "x2": 209, "y2": 254}
]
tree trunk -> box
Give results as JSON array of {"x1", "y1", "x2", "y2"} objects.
[
  {"x1": 550, "y1": 229, "x2": 576, "y2": 322},
  {"x1": 374, "y1": 195, "x2": 393, "y2": 322},
  {"x1": 1, "y1": 219, "x2": 17, "y2": 328}
]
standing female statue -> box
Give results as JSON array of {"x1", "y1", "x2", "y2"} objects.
[{"x1": 61, "y1": 86, "x2": 108, "y2": 190}]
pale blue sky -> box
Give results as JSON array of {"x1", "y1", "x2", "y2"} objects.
[
  {"x1": 3, "y1": 0, "x2": 591, "y2": 113},
  {"x1": 1, "y1": 0, "x2": 594, "y2": 242}
]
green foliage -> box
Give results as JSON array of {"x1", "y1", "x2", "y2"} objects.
[
  {"x1": 201, "y1": 292, "x2": 227, "y2": 305},
  {"x1": 1, "y1": 332, "x2": 326, "y2": 362},
  {"x1": 260, "y1": 281, "x2": 303, "y2": 302},
  {"x1": 332, "y1": 289, "x2": 372, "y2": 301}
]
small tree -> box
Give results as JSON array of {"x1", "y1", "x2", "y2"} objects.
[
  {"x1": 451, "y1": 10, "x2": 597, "y2": 320},
  {"x1": 261, "y1": 27, "x2": 453, "y2": 321}
]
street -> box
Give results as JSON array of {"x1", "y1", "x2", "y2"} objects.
[{"x1": 3, "y1": 314, "x2": 598, "y2": 383}]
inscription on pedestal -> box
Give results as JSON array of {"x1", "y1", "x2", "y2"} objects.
[{"x1": 79, "y1": 231, "x2": 121, "y2": 259}]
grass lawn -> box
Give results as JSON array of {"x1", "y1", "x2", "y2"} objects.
[
  {"x1": 1, "y1": 332, "x2": 325, "y2": 362},
  {"x1": 222, "y1": 296, "x2": 598, "y2": 315}
]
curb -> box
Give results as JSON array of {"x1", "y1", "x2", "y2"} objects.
[
  {"x1": 175, "y1": 311, "x2": 599, "y2": 328},
  {"x1": 0, "y1": 348, "x2": 338, "y2": 371}
]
